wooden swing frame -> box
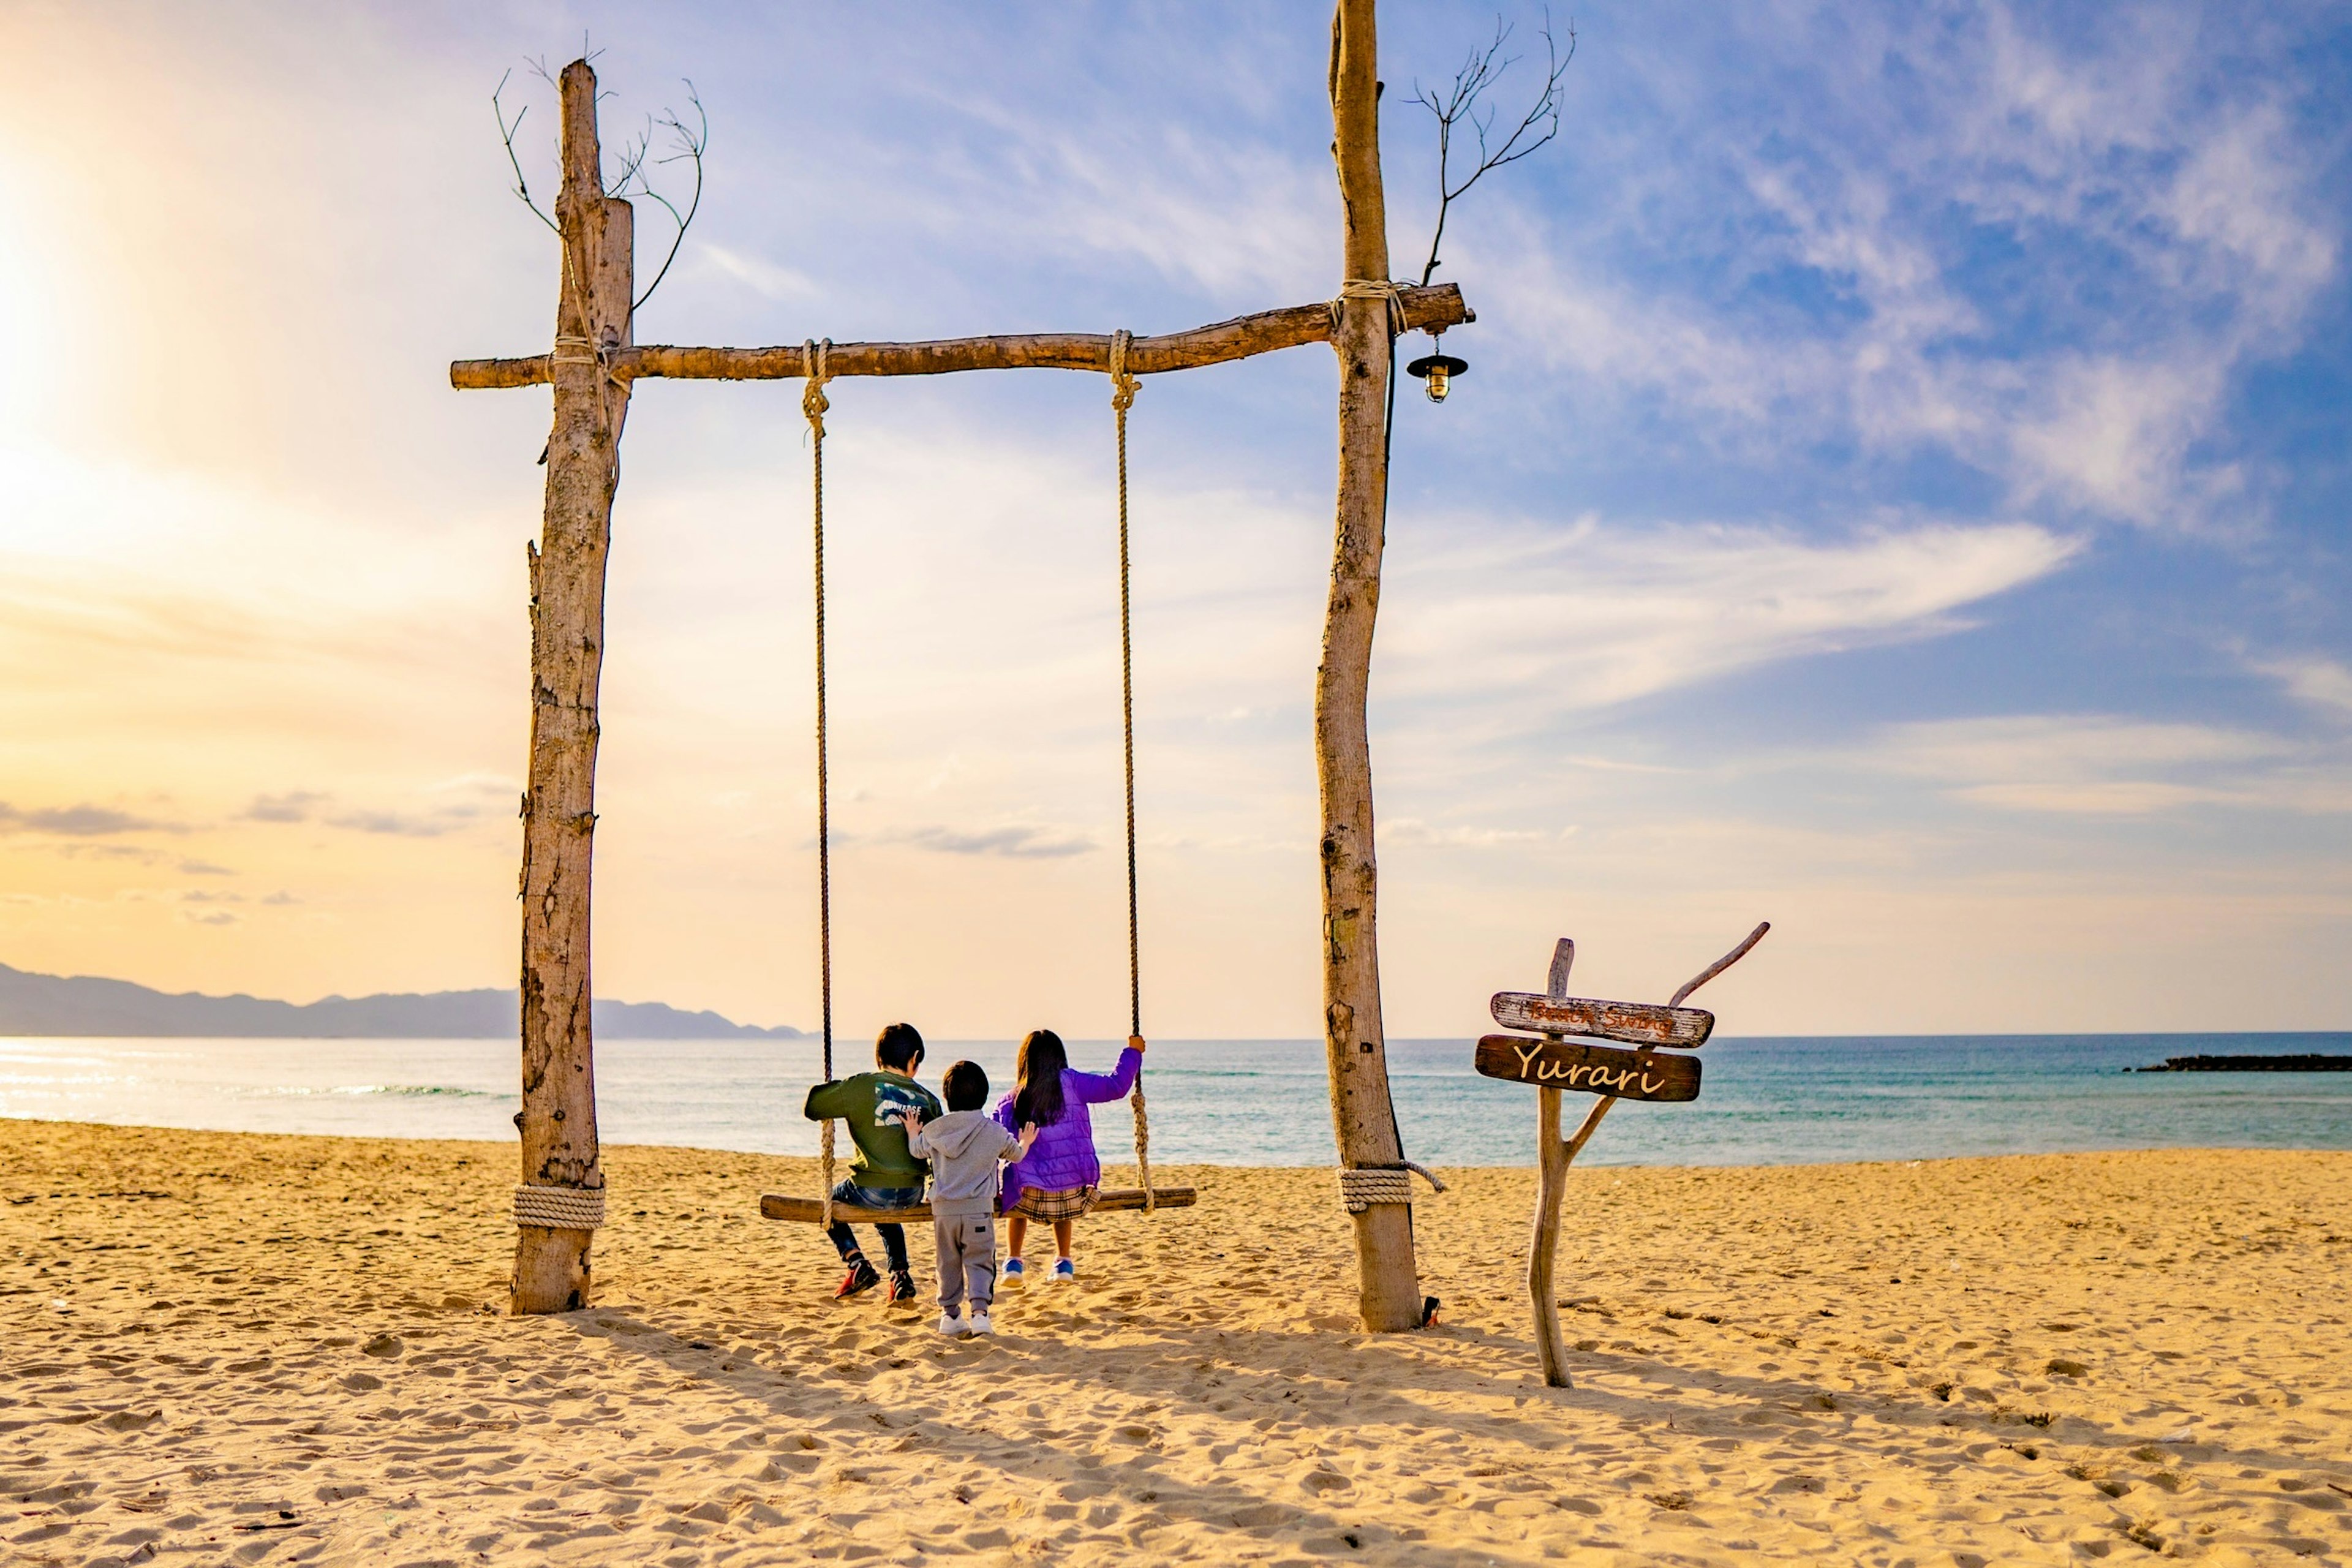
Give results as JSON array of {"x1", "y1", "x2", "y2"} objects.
[{"x1": 453, "y1": 1, "x2": 1469, "y2": 1324}]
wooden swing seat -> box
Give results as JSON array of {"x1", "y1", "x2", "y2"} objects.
[{"x1": 761, "y1": 1185, "x2": 1196, "y2": 1224}]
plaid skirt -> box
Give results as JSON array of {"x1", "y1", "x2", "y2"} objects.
[{"x1": 1009, "y1": 1184, "x2": 1098, "y2": 1223}]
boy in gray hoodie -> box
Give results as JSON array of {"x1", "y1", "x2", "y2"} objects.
[{"x1": 902, "y1": 1061, "x2": 1036, "y2": 1336}]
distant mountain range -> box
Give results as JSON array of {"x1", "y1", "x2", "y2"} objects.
[{"x1": 0, "y1": 961, "x2": 804, "y2": 1039}]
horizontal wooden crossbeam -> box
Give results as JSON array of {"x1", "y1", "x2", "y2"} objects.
[
  {"x1": 758, "y1": 1185, "x2": 1196, "y2": 1224},
  {"x1": 451, "y1": 284, "x2": 1471, "y2": 390}
]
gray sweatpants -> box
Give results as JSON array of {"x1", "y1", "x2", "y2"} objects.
[{"x1": 932, "y1": 1213, "x2": 998, "y2": 1313}]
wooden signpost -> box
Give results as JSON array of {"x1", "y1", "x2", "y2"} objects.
[{"x1": 1485, "y1": 922, "x2": 1768, "y2": 1387}]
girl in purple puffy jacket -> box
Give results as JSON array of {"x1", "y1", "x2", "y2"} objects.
[{"x1": 993, "y1": 1028, "x2": 1142, "y2": 1285}]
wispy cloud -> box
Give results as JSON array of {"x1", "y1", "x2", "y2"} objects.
[
  {"x1": 1867, "y1": 715, "x2": 2348, "y2": 816},
  {"x1": 1382, "y1": 518, "x2": 2080, "y2": 731},
  {"x1": 243, "y1": 791, "x2": 478, "y2": 839},
  {"x1": 698, "y1": 243, "x2": 818, "y2": 302},
  {"x1": 1481, "y1": 3, "x2": 2338, "y2": 533},
  {"x1": 0, "y1": 801, "x2": 173, "y2": 836},
  {"x1": 2258, "y1": 656, "x2": 2352, "y2": 719},
  {"x1": 244, "y1": 791, "x2": 326, "y2": 824},
  {"x1": 920, "y1": 81, "x2": 1329, "y2": 302},
  {"x1": 428, "y1": 772, "x2": 522, "y2": 797},
  {"x1": 1384, "y1": 819, "x2": 1567, "y2": 849},
  {"x1": 326, "y1": 809, "x2": 475, "y2": 839},
  {"x1": 892, "y1": 824, "x2": 1095, "y2": 859}
]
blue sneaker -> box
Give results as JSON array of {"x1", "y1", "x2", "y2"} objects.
[
  {"x1": 1002, "y1": 1258, "x2": 1025, "y2": 1286},
  {"x1": 1050, "y1": 1257, "x2": 1076, "y2": 1284}
]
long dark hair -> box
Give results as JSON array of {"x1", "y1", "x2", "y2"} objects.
[{"x1": 1012, "y1": 1029, "x2": 1069, "y2": 1129}]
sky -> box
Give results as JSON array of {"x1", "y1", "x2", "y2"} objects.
[{"x1": 0, "y1": 1, "x2": 2346, "y2": 1039}]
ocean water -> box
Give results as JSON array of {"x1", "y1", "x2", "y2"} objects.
[{"x1": 2, "y1": 1033, "x2": 2349, "y2": 1168}]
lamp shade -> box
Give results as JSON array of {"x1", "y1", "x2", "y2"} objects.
[{"x1": 1404, "y1": 350, "x2": 1469, "y2": 403}]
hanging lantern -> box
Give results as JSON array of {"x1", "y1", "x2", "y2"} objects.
[{"x1": 1405, "y1": 342, "x2": 1469, "y2": 404}]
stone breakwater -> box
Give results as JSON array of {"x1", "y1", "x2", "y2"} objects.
[{"x1": 2134, "y1": 1055, "x2": 2352, "y2": 1072}]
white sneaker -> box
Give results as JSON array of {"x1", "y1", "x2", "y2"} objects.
[
  {"x1": 967, "y1": 1312, "x2": 995, "y2": 1335},
  {"x1": 936, "y1": 1312, "x2": 967, "y2": 1336}
]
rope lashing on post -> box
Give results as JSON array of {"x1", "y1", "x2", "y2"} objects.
[
  {"x1": 550, "y1": 333, "x2": 598, "y2": 369},
  {"x1": 1107, "y1": 329, "x2": 1155, "y2": 1213},
  {"x1": 803, "y1": 337, "x2": 837, "y2": 1231},
  {"x1": 551, "y1": 330, "x2": 628, "y2": 424},
  {"x1": 513, "y1": 1183, "x2": 606, "y2": 1230},
  {"x1": 1330, "y1": 278, "x2": 1409, "y2": 338},
  {"x1": 1336, "y1": 1161, "x2": 1446, "y2": 1215}
]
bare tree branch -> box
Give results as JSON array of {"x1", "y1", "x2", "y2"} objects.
[
  {"x1": 1409, "y1": 11, "x2": 1575, "y2": 287},
  {"x1": 617, "y1": 84, "x2": 706, "y2": 312},
  {"x1": 492, "y1": 65, "x2": 708, "y2": 314},
  {"x1": 493, "y1": 70, "x2": 559, "y2": 235},
  {"x1": 604, "y1": 123, "x2": 652, "y2": 199}
]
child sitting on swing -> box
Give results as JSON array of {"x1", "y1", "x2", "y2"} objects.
[
  {"x1": 993, "y1": 1028, "x2": 1143, "y2": 1285},
  {"x1": 804, "y1": 1022, "x2": 941, "y2": 1304}
]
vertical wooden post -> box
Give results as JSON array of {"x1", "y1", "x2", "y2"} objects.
[
  {"x1": 1528, "y1": 938, "x2": 1575, "y2": 1387},
  {"x1": 513, "y1": 59, "x2": 632, "y2": 1315},
  {"x1": 1321, "y1": 0, "x2": 1423, "y2": 1333}
]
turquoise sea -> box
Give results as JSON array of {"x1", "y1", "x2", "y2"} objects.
[{"x1": 2, "y1": 1033, "x2": 2348, "y2": 1167}]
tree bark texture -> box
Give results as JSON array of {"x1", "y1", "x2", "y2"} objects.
[
  {"x1": 449, "y1": 285, "x2": 1469, "y2": 390},
  {"x1": 513, "y1": 59, "x2": 631, "y2": 1316},
  {"x1": 1321, "y1": 0, "x2": 1423, "y2": 1333}
]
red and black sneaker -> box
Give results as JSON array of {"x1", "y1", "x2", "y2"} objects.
[
  {"x1": 887, "y1": 1268, "x2": 918, "y2": 1305},
  {"x1": 834, "y1": 1257, "x2": 881, "y2": 1300}
]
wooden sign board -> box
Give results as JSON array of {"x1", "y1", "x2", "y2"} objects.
[
  {"x1": 1475, "y1": 1034, "x2": 1701, "y2": 1102},
  {"x1": 1490, "y1": 992, "x2": 1713, "y2": 1049}
]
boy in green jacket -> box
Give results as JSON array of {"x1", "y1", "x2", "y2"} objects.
[{"x1": 804, "y1": 1022, "x2": 942, "y2": 1303}]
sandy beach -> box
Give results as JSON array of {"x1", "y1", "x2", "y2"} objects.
[{"x1": 4, "y1": 1121, "x2": 2348, "y2": 1566}]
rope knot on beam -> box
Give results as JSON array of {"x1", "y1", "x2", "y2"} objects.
[
  {"x1": 1109, "y1": 329, "x2": 1140, "y2": 413},
  {"x1": 801, "y1": 338, "x2": 832, "y2": 435}
]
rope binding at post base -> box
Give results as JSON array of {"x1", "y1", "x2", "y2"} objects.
[
  {"x1": 513, "y1": 1183, "x2": 607, "y2": 1230},
  {"x1": 1336, "y1": 1161, "x2": 1446, "y2": 1213}
]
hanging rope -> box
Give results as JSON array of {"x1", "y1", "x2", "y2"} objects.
[
  {"x1": 1109, "y1": 330, "x2": 1155, "y2": 1212},
  {"x1": 804, "y1": 337, "x2": 837, "y2": 1229}
]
